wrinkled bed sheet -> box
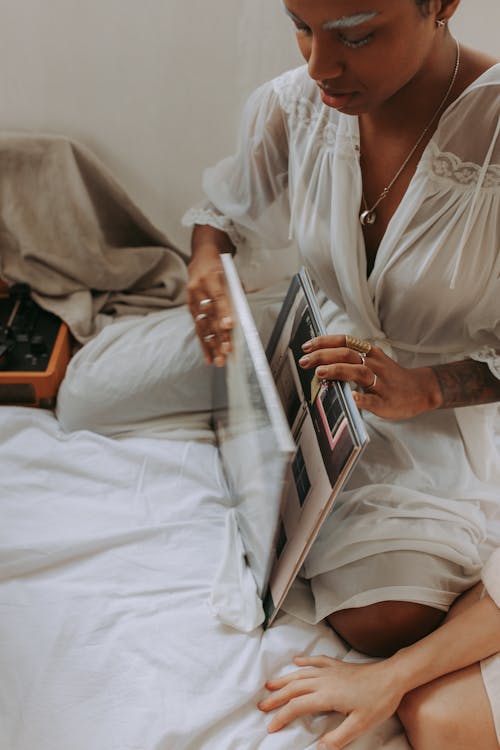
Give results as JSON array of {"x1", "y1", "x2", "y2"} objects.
[{"x1": 0, "y1": 406, "x2": 410, "y2": 750}]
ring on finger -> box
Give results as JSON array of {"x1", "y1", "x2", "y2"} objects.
[
  {"x1": 365, "y1": 372, "x2": 377, "y2": 391},
  {"x1": 195, "y1": 312, "x2": 208, "y2": 323},
  {"x1": 203, "y1": 333, "x2": 216, "y2": 342},
  {"x1": 199, "y1": 298, "x2": 213, "y2": 309},
  {"x1": 346, "y1": 335, "x2": 371, "y2": 355},
  {"x1": 357, "y1": 352, "x2": 366, "y2": 364}
]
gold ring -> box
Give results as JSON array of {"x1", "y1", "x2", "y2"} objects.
[
  {"x1": 365, "y1": 372, "x2": 377, "y2": 391},
  {"x1": 345, "y1": 335, "x2": 371, "y2": 355},
  {"x1": 199, "y1": 298, "x2": 213, "y2": 308}
]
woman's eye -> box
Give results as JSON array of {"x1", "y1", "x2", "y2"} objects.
[
  {"x1": 338, "y1": 32, "x2": 373, "y2": 49},
  {"x1": 293, "y1": 21, "x2": 312, "y2": 36}
]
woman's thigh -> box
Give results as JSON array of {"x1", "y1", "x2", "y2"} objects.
[{"x1": 327, "y1": 600, "x2": 445, "y2": 657}]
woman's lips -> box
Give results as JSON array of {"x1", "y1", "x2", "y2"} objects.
[{"x1": 320, "y1": 89, "x2": 355, "y2": 109}]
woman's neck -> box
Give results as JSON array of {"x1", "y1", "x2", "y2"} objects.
[{"x1": 359, "y1": 35, "x2": 462, "y2": 140}]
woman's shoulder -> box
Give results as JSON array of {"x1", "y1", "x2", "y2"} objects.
[
  {"x1": 462, "y1": 62, "x2": 500, "y2": 97},
  {"x1": 271, "y1": 66, "x2": 329, "y2": 107},
  {"x1": 268, "y1": 65, "x2": 341, "y2": 131},
  {"x1": 448, "y1": 59, "x2": 500, "y2": 113},
  {"x1": 458, "y1": 44, "x2": 499, "y2": 84},
  {"x1": 434, "y1": 61, "x2": 499, "y2": 166},
  {"x1": 270, "y1": 64, "x2": 314, "y2": 95},
  {"x1": 243, "y1": 66, "x2": 320, "y2": 120}
]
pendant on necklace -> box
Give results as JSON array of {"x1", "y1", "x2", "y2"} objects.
[{"x1": 360, "y1": 209, "x2": 377, "y2": 226}]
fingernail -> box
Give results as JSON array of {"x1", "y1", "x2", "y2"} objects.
[
  {"x1": 220, "y1": 316, "x2": 232, "y2": 328},
  {"x1": 221, "y1": 341, "x2": 231, "y2": 354},
  {"x1": 214, "y1": 355, "x2": 225, "y2": 368},
  {"x1": 316, "y1": 368, "x2": 327, "y2": 379},
  {"x1": 302, "y1": 340, "x2": 313, "y2": 352},
  {"x1": 299, "y1": 355, "x2": 310, "y2": 366}
]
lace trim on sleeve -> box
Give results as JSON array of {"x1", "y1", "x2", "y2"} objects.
[
  {"x1": 470, "y1": 346, "x2": 500, "y2": 379},
  {"x1": 428, "y1": 144, "x2": 500, "y2": 190},
  {"x1": 181, "y1": 207, "x2": 245, "y2": 247}
]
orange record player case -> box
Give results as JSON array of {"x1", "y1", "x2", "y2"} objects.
[{"x1": 0, "y1": 279, "x2": 72, "y2": 408}]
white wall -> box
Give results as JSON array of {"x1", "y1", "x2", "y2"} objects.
[
  {"x1": 0, "y1": 1, "x2": 497, "y2": 252},
  {"x1": 452, "y1": 2, "x2": 500, "y2": 56}
]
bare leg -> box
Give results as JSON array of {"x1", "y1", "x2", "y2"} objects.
[
  {"x1": 327, "y1": 601, "x2": 445, "y2": 657},
  {"x1": 398, "y1": 583, "x2": 498, "y2": 749},
  {"x1": 399, "y1": 664, "x2": 497, "y2": 750}
]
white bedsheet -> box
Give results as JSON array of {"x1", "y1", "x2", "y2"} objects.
[{"x1": 0, "y1": 406, "x2": 410, "y2": 750}]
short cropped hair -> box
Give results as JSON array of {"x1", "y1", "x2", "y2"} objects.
[{"x1": 415, "y1": 0, "x2": 432, "y2": 15}]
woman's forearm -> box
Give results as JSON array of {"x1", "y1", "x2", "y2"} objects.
[
  {"x1": 190, "y1": 224, "x2": 236, "y2": 261},
  {"x1": 387, "y1": 594, "x2": 500, "y2": 696},
  {"x1": 429, "y1": 359, "x2": 500, "y2": 409}
]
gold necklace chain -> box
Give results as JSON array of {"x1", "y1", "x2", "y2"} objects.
[{"x1": 360, "y1": 39, "x2": 461, "y2": 227}]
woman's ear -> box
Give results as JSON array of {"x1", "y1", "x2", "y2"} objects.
[{"x1": 433, "y1": 0, "x2": 461, "y2": 25}]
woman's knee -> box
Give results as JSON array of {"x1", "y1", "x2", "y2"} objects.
[
  {"x1": 398, "y1": 665, "x2": 498, "y2": 750},
  {"x1": 327, "y1": 601, "x2": 445, "y2": 657},
  {"x1": 398, "y1": 682, "x2": 451, "y2": 750}
]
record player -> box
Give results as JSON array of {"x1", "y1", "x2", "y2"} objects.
[{"x1": 0, "y1": 280, "x2": 72, "y2": 408}]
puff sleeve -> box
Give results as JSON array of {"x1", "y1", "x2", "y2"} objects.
[
  {"x1": 450, "y1": 98, "x2": 500, "y2": 378},
  {"x1": 182, "y1": 78, "x2": 292, "y2": 254}
]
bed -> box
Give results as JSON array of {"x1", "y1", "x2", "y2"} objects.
[{"x1": 0, "y1": 399, "x2": 410, "y2": 750}]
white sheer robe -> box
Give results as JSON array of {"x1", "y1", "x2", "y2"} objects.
[{"x1": 183, "y1": 64, "x2": 500, "y2": 620}]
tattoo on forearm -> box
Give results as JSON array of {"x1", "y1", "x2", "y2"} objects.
[{"x1": 431, "y1": 360, "x2": 500, "y2": 409}]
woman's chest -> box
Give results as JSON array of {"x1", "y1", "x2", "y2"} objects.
[
  {"x1": 359, "y1": 132, "x2": 434, "y2": 275},
  {"x1": 291, "y1": 167, "x2": 497, "y2": 341}
]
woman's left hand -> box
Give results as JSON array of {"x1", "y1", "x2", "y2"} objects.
[
  {"x1": 298, "y1": 334, "x2": 441, "y2": 420},
  {"x1": 258, "y1": 655, "x2": 404, "y2": 750}
]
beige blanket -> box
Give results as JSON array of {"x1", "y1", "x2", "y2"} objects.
[{"x1": 0, "y1": 132, "x2": 188, "y2": 342}]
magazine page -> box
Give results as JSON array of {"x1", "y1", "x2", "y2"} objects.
[
  {"x1": 214, "y1": 257, "x2": 368, "y2": 627},
  {"x1": 263, "y1": 271, "x2": 368, "y2": 626},
  {"x1": 212, "y1": 255, "x2": 295, "y2": 599}
]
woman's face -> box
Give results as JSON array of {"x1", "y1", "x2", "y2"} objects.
[{"x1": 282, "y1": 0, "x2": 440, "y2": 114}]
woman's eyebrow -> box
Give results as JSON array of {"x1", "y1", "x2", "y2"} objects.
[
  {"x1": 281, "y1": 3, "x2": 379, "y2": 29},
  {"x1": 323, "y1": 12, "x2": 379, "y2": 29}
]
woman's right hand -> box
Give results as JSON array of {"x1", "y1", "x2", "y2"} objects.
[
  {"x1": 187, "y1": 225, "x2": 236, "y2": 366},
  {"x1": 259, "y1": 655, "x2": 405, "y2": 749}
]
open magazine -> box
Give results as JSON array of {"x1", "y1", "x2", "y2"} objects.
[{"x1": 213, "y1": 255, "x2": 369, "y2": 628}]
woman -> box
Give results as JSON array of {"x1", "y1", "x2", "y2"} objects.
[
  {"x1": 183, "y1": 1, "x2": 499, "y2": 656},
  {"x1": 258, "y1": 548, "x2": 500, "y2": 748}
]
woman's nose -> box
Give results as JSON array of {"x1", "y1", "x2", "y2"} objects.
[{"x1": 307, "y1": 37, "x2": 344, "y2": 82}]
